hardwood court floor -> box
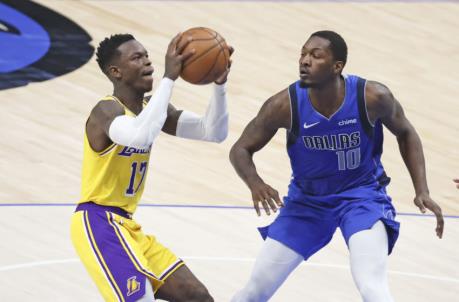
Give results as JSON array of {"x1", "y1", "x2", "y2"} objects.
[
  {"x1": 0, "y1": 0, "x2": 458, "y2": 301},
  {"x1": 0, "y1": 205, "x2": 458, "y2": 301}
]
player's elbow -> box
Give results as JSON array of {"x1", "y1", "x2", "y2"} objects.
[
  {"x1": 229, "y1": 142, "x2": 246, "y2": 165},
  {"x1": 123, "y1": 131, "x2": 153, "y2": 149},
  {"x1": 229, "y1": 144, "x2": 238, "y2": 165},
  {"x1": 211, "y1": 127, "x2": 228, "y2": 143},
  {"x1": 395, "y1": 123, "x2": 417, "y2": 142},
  {"x1": 205, "y1": 115, "x2": 228, "y2": 143}
]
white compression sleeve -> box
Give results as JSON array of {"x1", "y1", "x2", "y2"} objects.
[
  {"x1": 175, "y1": 83, "x2": 228, "y2": 143},
  {"x1": 108, "y1": 78, "x2": 174, "y2": 149},
  {"x1": 231, "y1": 238, "x2": 304, "y2": 302},
  {"x1": 349, "y1": 221, "x2": 394, "y2": 302}
]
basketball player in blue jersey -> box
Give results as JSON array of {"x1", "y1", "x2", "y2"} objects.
[
  {"x1": 71, "y1": 33, "x2": 232, "y2": 302},
  {"x1": 230, "y1": 30, "x2": 444, "y2": 302}
]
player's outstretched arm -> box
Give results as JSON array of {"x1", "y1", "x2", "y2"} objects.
[
  {"x1": 454, "y1": 179, "x2": 459, "y2": 189},
  {"x1": 162, "y1": 47, "x2": 234, "y2": 143},
  {"x1": 229, "y1": 90, "x2": 290, "y2": 216},
  {"x1": 366, "y1": 81, "x2": 444, "y2": 238}
]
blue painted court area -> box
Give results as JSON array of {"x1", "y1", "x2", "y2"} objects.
[{"x1": 0, "y1": 203, "x2": 457, "y2": 219}]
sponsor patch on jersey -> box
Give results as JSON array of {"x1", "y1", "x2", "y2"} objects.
[{"x1": 338, "y1": 118, "x2": 357, "y2": 126}]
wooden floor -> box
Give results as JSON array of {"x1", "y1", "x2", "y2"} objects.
[{"x1": 0, "y1": 0, "x2": 458, "y2": 301}]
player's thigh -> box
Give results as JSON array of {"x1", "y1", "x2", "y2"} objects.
[
  {"x1": 265, "y1": 214, "x2": 338, "y2": 259},
  {"x1": 115, "y1": 216, "x2": 186, "y2": 292},
  {"x1": 155, "y1": 265, "x2": 211, "y2": 301},
  {"x1": 339, "y1": 196, "x2": 400, "y2": 253},
  {"x1": 71, "y1": 210, "x2": 149, "y2": 301}
]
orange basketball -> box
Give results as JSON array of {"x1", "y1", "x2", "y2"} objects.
[{"x1": 178, "y1": 27, "x2": 230, "y2": 85}]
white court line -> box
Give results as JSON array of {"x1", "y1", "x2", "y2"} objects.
[
  {"x1": 0, "y1": 257, "x2": 458, "y2": 283},
  {"x1": 0, "y1": 259, "x2": 79, "y2": 272}
]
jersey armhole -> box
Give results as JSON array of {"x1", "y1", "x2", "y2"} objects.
[
  {"x1": 357, "y1": 77, "x2": 374, "y2": 138},
  {"x1": 287, "y1": 82, "x2": 299, "y2": 147},
  {"x1": 84, "y1": 117, "x2": 117, "y2": 156},
  {"x1": 144, "y1": 95, "x2": 152, "y2": 105},
  {"x1": 85, "y1": 98, "x2": 121, "y2": 155}
]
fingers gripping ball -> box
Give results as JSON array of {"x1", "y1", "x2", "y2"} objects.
[{"x1": 178, "y1": 27, "x2": 230, "y2": 85}]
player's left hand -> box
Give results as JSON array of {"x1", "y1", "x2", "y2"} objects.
[
  {"x1": 214, "y1": 46, "x2": 234, "y2": 85},
  {"x1": 414, "y1": 192, "x2": 444, "y2": 238}
]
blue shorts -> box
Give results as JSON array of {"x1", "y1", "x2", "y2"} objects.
[{"x1": 258, "y1": 184, "x2": 400, "y2": 260}]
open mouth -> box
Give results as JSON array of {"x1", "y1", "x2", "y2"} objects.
[
  {"x1": 142, "y1": 68, "x2": 154, "y2": 78},
  {"x1": 300, "y1": 71, "x2": 310, "y2": 79},
  {"x1": 300, "y1": 68, "x2": 310, "y2": 76}
]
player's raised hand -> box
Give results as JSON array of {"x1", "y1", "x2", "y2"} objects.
[
  {"x1": 414, "y1": 192, "x2": 444, "y2": 238},
  {"x1": 215, "y1": 46, "x2": 234, "y2": 85},
  {"x1": 249, "y1": 181, "x2": 284, "y2": 216},
  {"x1": 454, "y1": 178, "x2": 459, "y2": 189},
  {"x1": 164, "y1": 33, "x2": 195, "y2": 80}
]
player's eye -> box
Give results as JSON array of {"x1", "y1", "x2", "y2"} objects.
[{"x1": 312, "y1": 52, "x2": 322, "y2": 59}]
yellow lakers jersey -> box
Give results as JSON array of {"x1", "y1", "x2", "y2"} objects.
[{"x1": 79, "y1": 96, "x2": 150, "y2": 213}]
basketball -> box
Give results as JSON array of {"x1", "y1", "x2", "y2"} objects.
[{"x1": 178, "y1": 27, "x2": 230, "y2": 85}]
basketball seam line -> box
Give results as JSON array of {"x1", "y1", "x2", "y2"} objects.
[
  {"x1": 183, "y1": 41, "x2": 221, "y2": 68},
  {"x1": 200, "y1": 27, "x2": 218, "y2": 39},
  {"x1": 214, "y1": 34, "x2": 229, "y2": 65},
  {"x1": 188, "y1": 37, "x2": 218, "y2": 41},
  {"x1": 197, "y1": 47, "x2": 224, "y2": 84}
]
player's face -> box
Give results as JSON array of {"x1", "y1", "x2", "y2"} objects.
[
  {"x1": 298, "y1": 36, "x2": 339, "y2": 88},
  {"x1": 115, "y1": 40, "x2": 154, "y2": 92}
]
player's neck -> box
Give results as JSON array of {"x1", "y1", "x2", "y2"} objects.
[
  {"x1": 308, "y1": 76, "x2": 345, "y2": 118},
  {"x1": 112, "y1": 87, "x2": 144, "y2": 115}
]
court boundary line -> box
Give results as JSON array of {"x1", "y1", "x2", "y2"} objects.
[
  {"x1": 0, "y1": 257, "x2": 457, "y2": 283},
  {"x1": 0, "y1": 203, "x2": 458, "y2": 219},
  {"x1": 113, "y1": 0, "x2": 459, "y2": 3}
]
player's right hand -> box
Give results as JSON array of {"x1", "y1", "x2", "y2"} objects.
[
  {"x1": 414, "y1": 192, "x2": 444, "y2": 238},
  {"x1": 164, "y1": 33, "x2": 195, "y2": 80},
  {"x1": 249, "y1": 181, "x2": 284, "y2": 216},
  {"x1": 214, "y1": 46, "x2": 234, "y2": 85}
]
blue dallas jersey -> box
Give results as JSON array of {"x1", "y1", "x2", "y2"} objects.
[
  {"x1": 258, "y1": 75, "x2": 400, "y2": 258},
  {"x1": 286, "y1": 75, "x2": 390, "y2": 197}
]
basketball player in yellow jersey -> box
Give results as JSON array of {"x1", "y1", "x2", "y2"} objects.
[{"x1": 71, "y1": 33, "x2": 233, "y2": 302}]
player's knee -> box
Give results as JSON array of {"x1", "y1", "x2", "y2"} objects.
[
  {"x1": 191, "y1": 286, "x2": 214, "y2": 302},
  {"x1": 357, "y1": 279, "x2": 390, "y2": 302},
  {"x1": 235, "y1": 281, "x2": 273, "y2": 302},
  {"x1": 179, "y1": 283, "x2": 214, "y2": 302},
  {"x1": 358, "y1": 286, "x2": 387, "y2": 302},
  {"x1": 352, "y1": 256, "x2": 385, "y2": 284}
]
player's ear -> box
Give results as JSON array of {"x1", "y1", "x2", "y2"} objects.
[
  {"x1": 107, "y1": 65, "x2": 121, "y2": 80},
  {"x1": 333, "y1": 61, "x2": 344, "y2": 75}
]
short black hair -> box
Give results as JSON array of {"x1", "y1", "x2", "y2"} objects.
[
  {"x1": 310, "y1": 30, "x2": 347, "y2": 66},
  {"x1": 96, "y1": 34, "x2": 135, "y2": 72}
]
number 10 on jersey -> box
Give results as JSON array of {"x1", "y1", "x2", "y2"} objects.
[{"x1": 336, "y1": 148, "x2": 361, "y2": 171}]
